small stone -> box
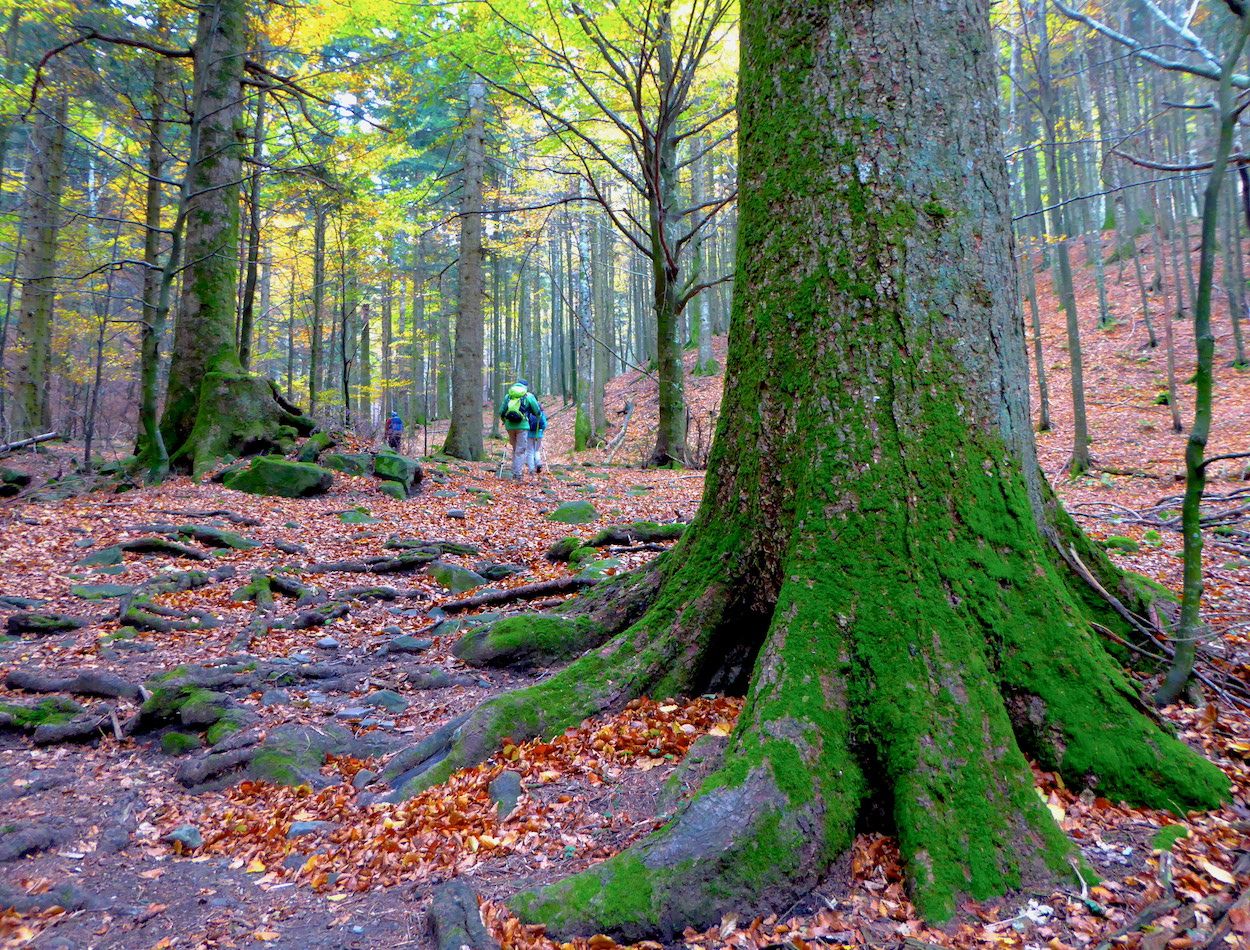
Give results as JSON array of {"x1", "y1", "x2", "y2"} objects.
[
  {"x1": 335, "y1": 707, "x2": 370, "y2": 720},
  {"x1": 351, "y1": 769, "x2": 377, "y2": 790},
  {"x1": 260, "y1": 689, "x2": 290, "y2": 706},
  {"x1": 286, "y1": 820, "x2": 338, "y2": 840},
  {"x1": 488, "y1": 770, "x2": 525, "y2": 817},
  {"x1": 382, "y1": 635, "x2": 433, "y2": 654},
  {"x1": 164, "y1": 825, "x2": 203, "y2": 851},
  {"x1": 316, "y1": 637, "x2": 339, "y2": 650},
  {"x1": 290, "y1": 652, "x2": 314, "y2": 663},
  {"x1": 446, "y1": 509, "x2": 467, "y2": 519},
  {"x1": 382, "y1": 625, "x2": 403, "y2": 636},
  {"x1": 363, "y1": 689, "x2": 408, "y2": 713}
]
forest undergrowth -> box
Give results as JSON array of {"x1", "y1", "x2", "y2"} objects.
[{"x1": 1, "y1": 240, "x2": 1250, "y2": 949}]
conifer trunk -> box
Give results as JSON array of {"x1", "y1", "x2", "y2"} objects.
[
  {"x1": 443, "y1": 76, "x2": 487, "y2": 460},
  {"x1": 12, "y1": 90, "x2": 68, "y2": 436},
  {"x1": 137, "y1": 44, "x2": 171, "y2": 481}
]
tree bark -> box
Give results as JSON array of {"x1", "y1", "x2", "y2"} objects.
[
  {"x1": 12, "y1": 89, "x2": 68, "y2": 436},
  {"x1": 238, "y1": 80, "x2": 266, "y2": 370},
  {"x1": 443, "y1": 76, "x2": 487, "y2": 460},
  {"x1": 649, "y1": 1, "x2": 688, "y2": 466},
  {"x1": 1035, "y1": 0, "x2": 1090, "y2": 474},
  {"x1": 393, "y1": 0, "x2": 1230, "y2": 940},
  {"x1": 159, "y1": 0, "x2": 311, "y2": 473},
  {"x1": 1156, "y1": 13, "x2": 1250, "y2": 706},
  {"x1": 136, "y1": 42, "x2": 171, "y2": 482},
  {"x1": 310, "y1": 203, "x2": 327, "y2": 415}
]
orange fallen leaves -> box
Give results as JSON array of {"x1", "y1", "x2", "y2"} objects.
[{"x1": 161, "y1": 696, "x2": 741, "y2": 896}]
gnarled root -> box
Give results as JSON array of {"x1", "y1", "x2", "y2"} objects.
[
  {"x1": 383, "y1": 567, "x2": 731, "y2": 801},
  {"x1": 508, "y1": 488, "x2": 1228, "y2": 941}
]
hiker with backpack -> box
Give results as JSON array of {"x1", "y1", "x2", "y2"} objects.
[
  {"x1": 499, "y1": 379, "x2": 542, "y2": 479},
  {"x1": 527, "y1": 402, "x2": 547, "y2": 474},
  {"x1": 384, "y1": 410, "x2": 403, "y2": 451}
]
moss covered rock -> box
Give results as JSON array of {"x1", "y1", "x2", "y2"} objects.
[
  {"x1": 589, "y1": 522, "x2": 686, "y2": 546},
  {"x1": 75, "y1": 546, "x2": 124, "y2": 568},
  {"x1": 547, "y1": 500, "x2": 598, "y2": 525},
  {"x1": 1103, "y1": 536, "x2": 1140, "y2": 554},
  {"x1": 161, "y1": 731, "x2": 202, "y2": 755},
  {"x1": 223, "y1": 457, "x2": 333, "y2": 498},
  {"x1": 0, "y1": 465, "x2": 30, "y2": 497},
  {"x1": 378, "y1": 481, "x2": 407, "y2": 501},
  {"x1": 373, "y1": 451, "x2": 424, "y2": 497},
  {"x1": 322, "y1": 453, "x2": 373, "y2": 476},
  {"x1": 429, "y1": 562, "x2": 487, "y2": 594},
  {"x1": 296, "y1": 431, "x2": 335, "y2": 462}
]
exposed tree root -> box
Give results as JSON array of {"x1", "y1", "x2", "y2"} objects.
[
  {"x1": 441, "y1": 576, "x2": 600, "y2": 613},
  {"x1": 5, "y1": 668, "x2": 140, "y2": 701}
]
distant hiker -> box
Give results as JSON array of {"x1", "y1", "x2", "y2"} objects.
[
  {"x1": 385, "y1": 410, "x2": 403, "y2": 451},
  {"x1": 528, "y1": 402, "x2": 547, "y2": 474},
  {"x1": 499, "y1": 379, "x2": 541, "y2": 479}
]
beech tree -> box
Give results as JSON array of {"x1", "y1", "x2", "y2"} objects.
[{"x1": 385, "y1": 0, "x2": 1228, "y2": 939}]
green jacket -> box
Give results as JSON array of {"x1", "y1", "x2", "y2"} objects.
[{"x1": 499, "y1": 387, "x2": 541, "y2": 432}]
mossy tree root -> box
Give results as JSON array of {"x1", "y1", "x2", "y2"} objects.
[
  {"x1": 387, "y1": 563, "x2": 733, "y2": 800},
  {"x1": 452, "y1": 566, "x2": 664, "y2": 669},
  {"x1": 507, "y1": 464, "x2": 1228, "y2": 941},
  {"x1": 166, "y1": 371, "x2": 314, "y2": 477}
]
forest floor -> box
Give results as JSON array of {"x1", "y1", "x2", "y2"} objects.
[{"x1": 2, "y1": 235, "x2": 1250, "y2": 950}]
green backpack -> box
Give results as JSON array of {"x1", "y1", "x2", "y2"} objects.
[{"x1": 503, "y1": 385, "x2": 528, "y2": 424}]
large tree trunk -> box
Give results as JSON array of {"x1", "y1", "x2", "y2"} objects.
[
  {"x1": 443, "y1": 76, "x2": 487, "y2": 460},
  {"x1": 394, "y1": 0, "x2": 1230, "y2": 940},
  {"x1": 12, "y1": 89, "x2": 68, "y2": 437},
  {"x1": 159, "y1": 0, "x2": 311, "y2": 473}
]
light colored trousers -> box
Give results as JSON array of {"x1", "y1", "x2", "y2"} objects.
[
  {"x1": 529, "y1": 436, "x2": 544, "y2": 472},
  {"x1": 508, "y1": 430, "x2": 529, "y2": 477}
]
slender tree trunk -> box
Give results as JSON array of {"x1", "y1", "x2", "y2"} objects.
[
  {"x1": 1035, "y1": 2, "x2": 1089, "y2": 474},
  {"x1": 1022, "y1": 246, "x2": 1051, "y2": 431},
  {"x1": 592, "y1": 213, "x2": 610, "y2": 438},
  {"x1": 649, "y1": 3, "x2": 688, "y2": 466},
  {"x1": 382, "y1": 278, "x2": 393, "y2": 417},
  {"x1": 238, "y1": 82, "x2": 266, "y2": 369},
  {"x1": 1222, "y1": 183, "x2": 1247, "y2": 368},
  {"x1": 310, "y1": 205, "x2": 326, "y2": 414},
  {"x1": 12, "y1": 90, "x2": 68, "y2": 436},
  {"x1": 359, "y1": 301, "x2": 372, "y2": 427},
  {"x1": 575, "y1": 201, "x2": 593, "y2": 450},
  {"x1": 136, "y1": 39, "x2": 171, "y2": 481},
  {"x1": 412, "y1": 235, "x2": 426, "y2": 424},
  {"x1": 1157, "y1": 15, "x2": 1250, "y2": 706},
  {"x1": 1158, "y1": 191, "x2": 1185, "y2": 433}
]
